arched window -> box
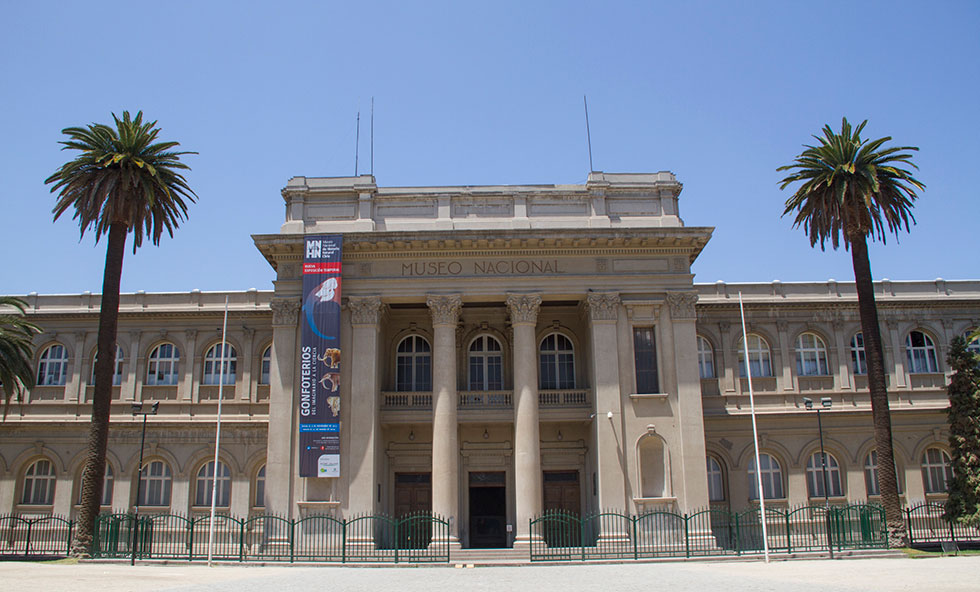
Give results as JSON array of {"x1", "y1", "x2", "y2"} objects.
[
  {"x1": 748, "y1": 453, "x2": 784, "y2": 500},
  {"x1": 539, "y1": 333, "x2": 575, "y2": 390},
  {"x1": 259, "y1": 345, "x2": 272, "y2": 385},
  {"x1": 796, "y1": 333, "x2": 829, "y2": 376},
  {"x1": 638, "y1": 435, "x2": 668, "y2": 498},
  {"x1": 921, "y1": 447, "x2": 952, "y2": 494},
  {"x1": 77, "y1": 464, "x2": 114, "y2": 506},
  {"x1": 469, "y1": 335, "x2": 503, "y2": 390},
  {"x1": 21, "y1": 458, "x2": 56, "y2": 505},
  {"x1": 850, "y1": 333, "x2": 867, "y2": 375},
  {"x1": 138, "y1": 460, "x2": 173, "y2": 506},
  {"x1": 964, "y1": 330, "x2": 980, "y2": 355},
  {"x1": 254, "y1": 465, "x2": 266, "y2": 508},
  {"x1": 203, "y1": 343, "x2": 237, "y2": 385},
  {"x1": 805, "y1": 451, "x2": 843, "y2": 497},
  {"x1": 396, "y1": 335, "x2": 432, "y2": 391},
  {"x1": 697, "y1": 336, "x2": 715, "y2": 379},
  {"x1": 738, "y1": 334, "x2": 773, "y2": 378},
  {"x1": 906, "y1": 330, "x2": 938, "y2": 373},
  {"x1": 147, "y1": 343, "x2": 180, "y2": 386},
  {"x1": 37, "y1": 344, "x2": 69, "y2": 386},
  {"x1": 195, "y1": 460, "x2": 231, "y2": 507},
  {"x1": 864, "y1": 450, "x2": 904, "y2": 496},
  {"x1": 92, "y1": 345, "x2": 125, "y2": 386},
  {"x1": 706, "y1": 456, "x2": 726, "y2": 502}
]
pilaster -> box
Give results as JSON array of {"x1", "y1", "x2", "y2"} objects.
[
  {"x1": 266, "y1": 297, "x2": 301, "y2": 518},
  {"x1": 347, "y1": 296, "x2": 386, "y2": 516}
]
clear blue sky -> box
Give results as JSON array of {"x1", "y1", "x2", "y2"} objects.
[{"x1": 2, "y1": 1, "x2": 977, "y2": 295}]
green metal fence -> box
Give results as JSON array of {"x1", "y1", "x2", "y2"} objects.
[
  {"x1": 906, "y1": 502, "x2": 980, "y2": 546},
  {"x1": 529, "y1": 504, "x2": 889, "y2": 561}
]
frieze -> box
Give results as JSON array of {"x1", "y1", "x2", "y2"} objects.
[
  {"x1": 348, "y1": 296, "x2": 386, "y2": 325},
  {"x1": 667, "y1": 292, "x2": 698, "y2": 320},
  {"x1": 400, "y1": 259, "x2": 564, "y2": 277},
  {"x1": 505, "y1": 293, "x2": 542, "y2": 325},
  {"x1": 585, "y1": 292, "x2": 621, "y2": 321},
  {"x1": 426, "y1": 294, "x2": 463, "y2": 326},
  {"x1": 270, "y1": 298, "x2": 301, "y2": 326}
]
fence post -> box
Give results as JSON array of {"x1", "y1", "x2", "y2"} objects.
[
  {"x1": 633, "y1": 514, "x2": 639, "y2": 560},
  {"x1": 341, "y1": 518, "x2": 347, "y2": 564},
  {"x1": 67, "y1": 519, "x2": 75, "y2": 556},
  {"x1": 905, "y1": 506, "x2": 914, "y2": 546},
  {"x1": 187, "y1": 518, "x2": 194, "y2": 562},
  {"x1": 289, "y1": 518, "x2": 295, "y2": 564},
  {"x1": 25, "y1": 519, "x2": 33, "y2": 556},
  {"x1": 239, "y1": 519, "x2": 245, "y2": 562},
  {"x1": 734, "y1": 513, "x2": 741, "y2": 556},
  {"x1": 684, "y1": 513, "x2": 690, "y2": 559},
  {"x1": 580, "y1": 513, "x2": 586, "y2": 562},
  {"x1": 785, "y1": 511, "x2": 791, "y2": 554},
  {"x1": 394, "y1": 516, "x2": 400, "y2": 564}
]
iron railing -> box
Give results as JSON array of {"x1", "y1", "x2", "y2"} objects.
[
  {"x1": 905, "y1": 502, "x2": 980, "y2": 545},
  {"x1": 529, "y1": 504, "x2": 891, "y2": 561}
]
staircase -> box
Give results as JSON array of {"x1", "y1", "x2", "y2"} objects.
[{"x1": 448, "y1": 547, "x2": 531, "y2": 565}]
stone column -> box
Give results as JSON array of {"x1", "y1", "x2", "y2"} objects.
[
  {"x1": 347, "y1": 296, "x2": 385, "y2": 516},
  {"x1": 506, "y1": 293, "x2": 542, "y2": 548},
  {"x1": 887, "y1": 320, "x2": 907, "y2": 389},
  {"x1": 266, "y1": 298, "x2": 301, "y2": 518},
  {"x1": 426, "y1": 294, "x2": 462, "y2": 545},
  {"x1": 666, "y1": 292, "x2": 710, "y2": 512},
  {"x1": 181, "y1": 330, "x2": 198, "y2": 402},
  {"x1": 777, "y1": 321, "x2": 794, "y2": 391},
  {"x1": 585, "y1": 293, "x2": 628, "y2": 517},
  {"x1": 125, "y1": 331, "x2": 142, "y2": 402}
]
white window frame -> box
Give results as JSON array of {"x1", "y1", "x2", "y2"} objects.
[
  {"x1": 706, "y1": 456, "x2": 726, "y2": 502},
  {"x1": 254, "y1": 465, "x2": 266, "y2": 508},
  {"x1": 805, "y1": 451, "x2": 843, "y2": 498},
  {"x1": 146, "y1": 343, "x2": 180, "y2": 386},
  {"x1": 864, "y1": 450, "x2": 904, "y2": 496},
  {"x1": 138, "y1": 460, "x2": 173, "y2": 507},
  {"x1": 748, "y1": 453, "x2": 784, "y2": 500},
  {"x1": 905, "y1": 330, "x2": 938, "y2": 374},
  {"x1": 697, "y1": 335, "x2": 715, "y2": 379},
  {"x1": 738, "y1": 334, "x2": 773, "y2": 378},
  {"x1": 539, "y1": 332, "x2": 575, "y2": 390},
  {"x1": 468, "y1": 335, "x2": 503, "y2": 391},
  {"x1": 202, "y1": 343, "x2": 237, "y2": 386},
  {"x1": 395, "y1": 335, "x2": 432, "y2": 392},
  {"x1": 259, "y1": 345, "x2": 272, "y2": 385},
  {"x1": 21, "y1": 458, "x2": 56, "y2": 505},
  {"x1": 37, "y1": 344, "x2": 69, "y2": 386},
  {"x1": 796, "y1": 333, "x2": 830, "y2": 376},
  {"x1": 850, "y1": 332, "x2": 867, "y2": 375},
  {"x1": 194, "y1": 460, "x2": 231, "y2": 507},
  {"x1": 92, "y1": 345, "x2": 125, "y2": 386},
  {"x1": 921, "y1": 447, "x2": 952, "y2": 494}
]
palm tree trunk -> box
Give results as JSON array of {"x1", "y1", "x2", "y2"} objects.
[
  {"x1": 71, "y1": 222, "x2": 127, "y2": 557},
  {"x1": 850, "y1": 233, "x2": 908, "y2": 547}
]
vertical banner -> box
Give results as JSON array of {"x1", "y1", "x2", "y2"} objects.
[{"x1": 299, "y1": 235, "x2": 343, "y2": 477}]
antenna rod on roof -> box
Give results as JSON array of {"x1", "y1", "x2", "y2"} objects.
[
  {"x1": 584, "y1": 95, "x2": 594, "y2": 174},
  {"x1": 354, "y1": 110, "x2": 361, "y2": 176},
  {"x1": 370, "y1": 97, "x2": 375, "y2": 177}
]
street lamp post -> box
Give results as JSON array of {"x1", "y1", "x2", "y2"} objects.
[
  {"x1": 130, "y1": 401, "x2": 159, "y2": 566},
  {"x1": 803, "y1": 396, "x2": 834, "y2": 559}
]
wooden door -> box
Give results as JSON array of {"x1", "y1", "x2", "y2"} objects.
[
  {"x1": 394, "y1": 472, "x2": 431, "y2": 517},
  {"x1": 543, "y1": 470, "x2": 581, "y2": 515}
]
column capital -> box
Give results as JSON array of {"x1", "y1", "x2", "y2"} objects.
[
  {"x1": 585, "y1": 292, "x2": 620, "y2": 322},
  {"x1": 505, "y1": 293, "x2": 542, "y2": 326},
  {"x1": 270, "y1": 298, "x2": 301, "y2": 327},
  {"x1": 666, "y1": 291, "x2": 698, "y2": 320},
  {"x1": 349, "y1": 295, "x2": 386, "y2": 326},
  {"x1": 426, "y1": 294, "x2": 462, "y2": 327}
]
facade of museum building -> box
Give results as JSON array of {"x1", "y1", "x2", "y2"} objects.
[{"x1": 2, "y1": 172, "x2": 976, "y2": 549}]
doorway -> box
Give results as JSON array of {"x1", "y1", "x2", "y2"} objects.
[
  {"x1": 543, "y1": 470, "x2": 581, "y2": 514},
  {"x1": 468, "y1": 471, "x2": 507, "y2": 548},
  {"x1": 393, "y1": 472, "x2": 431, "y2": 517}
]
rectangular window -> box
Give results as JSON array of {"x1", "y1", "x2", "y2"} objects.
[{"x1": 632, "y1": 327, "x2": 659, "y2": 394}]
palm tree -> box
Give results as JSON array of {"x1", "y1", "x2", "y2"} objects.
[
  {"x1": 778, "y1": 118, "x2": 924, "y2": 548},
  {"x1": 46, "y1": 111, "x2": 196, "y2": 556},
  {"x1": 0, "y1": 296, "x2": 41, "y2": 419}
]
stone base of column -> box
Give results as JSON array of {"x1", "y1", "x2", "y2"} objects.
[
  {"x1": 430, "y1": 534, "x2": 462, "y2": 552},
  {"x1": 511, "y1": 533, "x2": 544, "y2": 551}
]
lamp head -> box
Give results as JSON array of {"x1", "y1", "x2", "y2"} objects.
[
  {"x1": 131, "y1": 402, "x2": 143, "y2": 416},
  {"x1": 802, "y1": 397, "x2": 813, "y2": 410},
  {"x1": 821, "y1": 397, "x2": 832, "y2": 409},
  {"x1": 150, "y1": 401, "x2": 160, "y2": 415}
]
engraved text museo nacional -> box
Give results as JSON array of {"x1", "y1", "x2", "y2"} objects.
[{"x1": 401, "y1": 259, "x2": 563, "y2": 276}]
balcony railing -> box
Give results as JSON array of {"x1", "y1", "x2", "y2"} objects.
[
  {"x1": 459, "y1": 391, "x2": 512, "y2": 408},
  {"x1": 380, "y1": 389, "x2": 592, "y2": 411},
  {"x1": 539, "y1": 389, "x2": 590, "y2": 408}
]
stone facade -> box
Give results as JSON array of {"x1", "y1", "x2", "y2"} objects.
[{"x1": 1, "y1": 173, "x2": 975, "y2": 549}]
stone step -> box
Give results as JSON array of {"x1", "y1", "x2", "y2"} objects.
[{"x1": 449, "y1": 548, "x2": 531, "y2": 564}]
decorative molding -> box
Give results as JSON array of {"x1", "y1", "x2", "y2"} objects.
[
  {"x1": 270, "y1": 298, "x2": 301, "y2": 326},
  {"x1": 666, "y1": 292, "x2": 698, "y2": 320},
  {"x1": 348, "y1": 296, "x2": 385, "y2": 326},
  {"x1": 426, "y1": 294, "x2": 462, "y2": 327},
  {"x1": 585, "y1": 292, "x2": 620, "y2": 321},
  {"x1": 505, "y1": 293, "x2": 542, "y2": 325}
]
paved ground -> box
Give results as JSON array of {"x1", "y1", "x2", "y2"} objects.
[{"x1": 0, "y1": 555, "x2": 975, "y2": 592}]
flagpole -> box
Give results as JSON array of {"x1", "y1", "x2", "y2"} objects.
[
  {"x1": 739, "y1": 291, "x2": 770, "y2": 563},
  {"x1": 207, "y1": 295, "x2": 229, "y2": 567}
]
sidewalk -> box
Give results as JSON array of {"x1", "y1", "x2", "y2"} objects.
[{"x1": 0, "y1": 555, "x2": 976, "y2": 592}]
